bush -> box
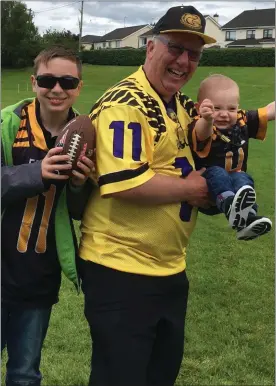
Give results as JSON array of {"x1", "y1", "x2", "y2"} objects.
[
  {"x1": 81, "y1": 49, "x2": 146, "y2": 66},
  {"x1": 199, "y1": 48, "x2": 274, "y2": 67},
  {"x1": 81, "y1": 48, "x2": 274, "y2": 67}
]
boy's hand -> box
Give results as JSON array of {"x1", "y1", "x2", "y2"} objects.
[
  {"x1": 42, "y1": 147, "x2": 72, "y2": 180},
  {"x1": 266, "y1": 101, "x2": 275, "y2": 121},
  {"x1": 70, "y1": 155, "x2": 95, "y2": 187},
  {"x1": 199, "y1": 99, "x2": 214, "y2": 123}
]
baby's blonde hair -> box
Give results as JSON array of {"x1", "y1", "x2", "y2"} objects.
[{"x1": 197, "y1": 74, "x2": 239, "y2": 103}]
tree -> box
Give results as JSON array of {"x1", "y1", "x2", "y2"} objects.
[
  {"x1": 1, "y1": 1, "x2": 42, "y2": 68},
  {"x1": 42, "y1": 29, "x2": 79, "y2": 51}
]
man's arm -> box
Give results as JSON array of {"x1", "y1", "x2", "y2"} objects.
[
  {"x1": 108, "y1": 169, "x2": 210, "y2": 208},
  {"x1": 96, "y1": 104, "x2": 210, "y2": 208}
]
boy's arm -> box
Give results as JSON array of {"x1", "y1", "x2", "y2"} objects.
[
  {"x1": 265, "y1": 101, "x2": 275, "y2": 121},
  {"x1": 243, "y1": 102, "x2": 274, "y2": 141},
  {"x1": 1, "y1": 160, "x2": 46, "y2": 208},
  {"x1": 1, "y1": 147, "x2": 72, "y2": 208},
  {"x1": 67, "y1": 178, "x2": 96, "y2": 220},
  {"x1": 194, "y1": 99, "x2": 215, "y2": 141},
  {"x1": 66, "y1": 154, "x2": 96, "y2": 220}
]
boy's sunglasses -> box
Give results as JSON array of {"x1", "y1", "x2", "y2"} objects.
[
  {"x1": 155, "y1": 35, "x2": 202, "y2": 62},
  {"x1": 36, "y1": 75, "x2": 80, "y2": 90}
]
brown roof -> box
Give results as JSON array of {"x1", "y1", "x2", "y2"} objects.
[
  {"x1": 81, "y1": 35, "x2": 102, "y2": 43},
  {"x1": 98, "y1": 25, "x2": 148, "y2": 42}
]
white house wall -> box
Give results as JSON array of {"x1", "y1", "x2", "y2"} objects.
[
  {"x1": 82, "y1": 43, "x2": 92, "y2": 50},
  {"x1": 121, "y1": 25, "x2": 152, "y2": 48},
  {"x1": 205, "y1": 19, "x2": 224, "y2": 46},
  {"x1": 224, "y1": 28, "x2": 275, "y2": 40}
]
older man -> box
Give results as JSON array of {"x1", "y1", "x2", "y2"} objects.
[{"x1": 79, "y1": 5, "x2": 216, "y2": 386}]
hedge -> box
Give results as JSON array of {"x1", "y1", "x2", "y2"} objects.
[{"x1": 81, "y1": 48, "x2": 274, "y2": 67}]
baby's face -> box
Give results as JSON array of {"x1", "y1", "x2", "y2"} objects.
[{"x1": 207, "y1": 87, "x2": 239, "y2": 129}]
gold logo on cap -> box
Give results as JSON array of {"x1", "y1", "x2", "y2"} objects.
[{"x1": 181, "y1": 13, "x2": 202, "y2": 30}]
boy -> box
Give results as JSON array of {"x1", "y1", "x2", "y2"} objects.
[
  {"x1": 1, "y1": 46, "x2": 94, "y2": 386},
  {"x1": 188, "y1": 74, "x2": 274, "y2": 240}
]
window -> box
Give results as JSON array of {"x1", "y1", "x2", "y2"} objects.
[
  {"x1": 141, "y1": 37, "x2": 147, "y2": 46},
  {"x1": 225, "y1": 31, "x2": 236, "y2": 41},
  {"x1": 108, "y1": 41, "x2": 111, "y2": 48},
  {"x1": 263, "y1": 29, "x2": 273, "y2": 38},
  {"x1": 246, "y1": 30, "x2": 255, "y2": 39},
  {"x1": 103, "y1": 42, "x2": 106, "y2": 48},
  {"x1": 116, "y1": 40, "x2": 120, "y2": 48}
]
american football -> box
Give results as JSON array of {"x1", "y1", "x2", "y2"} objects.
[{"x1": 55, "y1": 115, "x2": 96, "y2": 175}]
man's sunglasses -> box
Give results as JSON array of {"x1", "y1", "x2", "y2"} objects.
[
  {"x1": 36, "y1": 75, "x2": 80, "y2": 90},
  {"x1": 155, "y1": 35, "x2": 202, "y2": 62}
]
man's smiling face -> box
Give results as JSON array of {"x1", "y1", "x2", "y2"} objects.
[{"x1": 145, "y1": 32, "x2": 204, "y2": 101}]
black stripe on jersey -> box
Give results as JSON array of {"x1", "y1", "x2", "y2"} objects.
[
  {"x1": 177, "y1": 93, "x2": 197, "y2": 118},
  {"x1": 90, "y1": 78, "x2": 167, "y2": 144},
  {"x1": 13, "y1": 137, "x2": 29, "y2": 143},
  {"x1": 98, "y1": 163, "x2": 149, "y2": 187}
]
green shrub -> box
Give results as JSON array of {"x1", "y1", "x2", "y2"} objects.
[
  {"x1": 81, "y1": 49, "x2": 146, "y2": 66},
  {"x1": 200, "y1": 48, "x2": 274, "y2": 67},
  {"x1": 81, "y1": 48, "x2": 274, "y2": 67}
]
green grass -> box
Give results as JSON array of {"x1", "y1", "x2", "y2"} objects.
[{"x1": 1, "y1": 66, "x2": 275, "y2": 385}]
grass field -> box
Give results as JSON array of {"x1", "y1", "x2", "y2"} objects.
[{"x1": 1, "y1": 65, "x2": 275, "y2": 386}]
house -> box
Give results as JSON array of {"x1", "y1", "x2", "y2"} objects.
[
  {"x1": 94, "y1": 25, "x2": 152, "y2": 49},
  {"x1": 139, "y1": 14, "x2": 224, "y2": 48},
  {"x1": 221, "y1": 8, "x2": 275, "y2": 48},
  {"x1": 81, "y1": 35, "x2": 102, "y2": 50},
  {"x1": 203, "y1": 14, "x2": 225, "y2": 47}
]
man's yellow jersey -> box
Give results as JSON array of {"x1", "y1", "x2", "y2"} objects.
[{"x1": 79, "y1": 66, "x2": 198, "y2": 276}]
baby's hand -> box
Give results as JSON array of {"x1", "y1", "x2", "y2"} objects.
[{"x1": 199, "y1": 99, "x2": 214, "y2": 122}]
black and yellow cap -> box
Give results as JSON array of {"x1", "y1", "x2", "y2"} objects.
[{"x1": 152, "y1": 5, "x2": 217, "y2": 44}]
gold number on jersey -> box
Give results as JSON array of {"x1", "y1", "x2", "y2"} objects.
[
  {"x1": 17, "y1": 185, "x2": 56, "y2": 253},
  {"x1": 225, "y1": 147, "x2": 244, "y2": 172}
]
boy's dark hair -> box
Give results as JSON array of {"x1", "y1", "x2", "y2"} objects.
[{"x1": 33, "y1": 46, "x2": 82, "y2": 79}]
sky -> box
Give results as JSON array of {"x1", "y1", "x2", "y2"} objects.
[{"x1": 24, "y1": 1, "x2": 275, "y2": 37}]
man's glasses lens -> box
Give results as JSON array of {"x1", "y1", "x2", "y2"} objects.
[
  {"x1": 168, "y1": 43, "x2": 202, "y2": 62},
  {"x1": 156, "y1": 36, "x2": 202, "y2": 62},
  {"x1": 36, "y1": 75, "x2": 80, "y2": 90}
]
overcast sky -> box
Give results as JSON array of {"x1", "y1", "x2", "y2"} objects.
[{"x1": 24, "y1": 1, "x2": 275, "y2": 36}]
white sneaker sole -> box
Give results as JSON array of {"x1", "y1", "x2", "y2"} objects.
[
  {"x1": 237, "y1": 217, "x2": 272, "y2": 240},
  {"x1": 228, "y1": 185, "x2": 256, "y2": 229}
]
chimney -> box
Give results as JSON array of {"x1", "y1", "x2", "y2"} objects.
[{"x1": 213, "y1": 13, "x2": 219, "y2": 23}]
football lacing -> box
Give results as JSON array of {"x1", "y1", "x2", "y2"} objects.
[{"x1": 67, "y1": 134, "x2": 81, "y2": 163}]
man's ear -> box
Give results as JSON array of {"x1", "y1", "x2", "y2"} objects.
[
  {"x1": 146, "y1": 39, "x2": 155, "y2": 59},
  {"x1": 194, "y1": 102, "x2": 200, "y2": 114}
]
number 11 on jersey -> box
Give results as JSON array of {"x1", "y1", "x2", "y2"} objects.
[{"x1": 110, "y1": 120, "x2": 142, "y2": 161}]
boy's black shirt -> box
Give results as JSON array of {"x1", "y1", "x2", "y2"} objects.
[
  {"x1": 1, "y1": 99, "x2": 76, "y2": 308},
  {"x1": 188, "y1": 109, "x2": 263, "y2": 172}
]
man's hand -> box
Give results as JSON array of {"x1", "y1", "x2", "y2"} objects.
[
  {"x1": 70, "y1": 155, "x2": 95, "y2": 187},
  {"x1": 184, "y1": 168, "x2": 211, "y2": 208},
  {"x1": 41, "y1": 147, "x2": 72, "y2": 180},
  {"x1": 199, "y1": 99, "x2": 214, "y2": 123}
]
